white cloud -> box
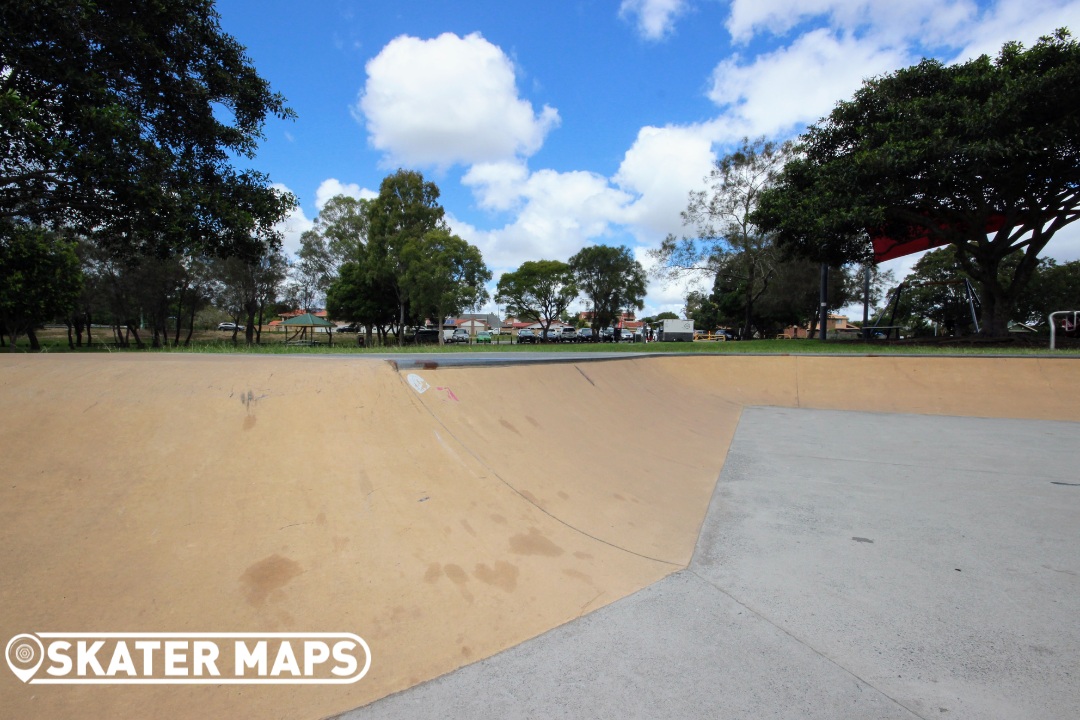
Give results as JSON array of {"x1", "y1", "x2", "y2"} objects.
[
  {"x1": 461, "y1": 161, "x2": 531, "y2": 212},
  {"x1": 619, "y1": 0, "x2": 690, "y2": 41},
  {"x1": 726, "y1": 0, "x2": 979, "y2": 45},
  {"x1": 707, "y1": 29, "x2": 909, "y2": 138},
  {"x1": 455, "y1": 168, "x2": 634, "y2": 269},
  {"x1": 314, "y1": 178, "x2": 376, "y2": 211},
  {"x1": 357, "y1": 32, "x2": 560, "y2": 167},
  {"x1": 950, "y1": 0, "x2": 1080, "y2": 62},
  {"x1": 614, "y1": 124, "x2": 718, "y2": 240},
  {"x1": 271, "y1": 183, "x2": 313, "y2": 258}
]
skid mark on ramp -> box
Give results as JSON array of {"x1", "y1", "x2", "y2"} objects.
[{"x1": 396, "y1": 371, "x2": 680, "y2": 568}]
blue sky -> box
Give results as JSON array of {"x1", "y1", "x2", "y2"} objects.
[{"x1": 216, "y1": 0, "x2": 1080, "y2": 318}]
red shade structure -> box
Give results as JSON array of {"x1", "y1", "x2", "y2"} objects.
[{"x1": 870, "y1": 214, "x2": 1006, "y2": 263}]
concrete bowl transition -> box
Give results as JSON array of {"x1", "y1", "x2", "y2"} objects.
[{"x1": 1, "y1": 353, "x2": 1076, "y2": 719}]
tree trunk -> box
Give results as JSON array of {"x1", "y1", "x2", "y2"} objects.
[
  {"x1": 27, "y1": 327, "x2": 41, "y2": 351},
  {"x1": 126, "y1": 323, "x2": 144, "y2": 348},
  {"x1": 173, "y1": 293, "x2": 184, "y2": 347},
  {"x1": 184, "y1": 303, "x2": 196, "y2": 346}
]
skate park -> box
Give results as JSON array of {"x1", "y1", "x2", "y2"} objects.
[{"x1": 1, "y1": 352, "x2": 1078, "y2": 719}]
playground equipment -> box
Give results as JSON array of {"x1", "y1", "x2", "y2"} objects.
[
  {"x1": 1049, "y1": 310, "x2": 1080, "y2": 349},
  {"x1": 871, "y1": 278, "x2": 982, "y2": 338}
]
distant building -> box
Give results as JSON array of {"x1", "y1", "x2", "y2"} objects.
[{"x1": 779, "y1": 314, "x2": 858, "y2": 339}]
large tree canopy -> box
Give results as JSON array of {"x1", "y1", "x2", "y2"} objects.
[
  {"x1": 365, "y1": 169, "x2": 447, "y2": 342},
  {"x1": 754, "y1": 30, "x2": 1080, "y2": 335},
  {"x1": 496, "y1": 260, "x2": 578, "y2": 339},
  {"x1": 0, "y1": 225, "x2": 82, "y2": 350},
  {"x1": 652, "y1": 138, "x2": 793, "y2": 338},
  {"x1": 0, "y1": 0, "x2": 294, "y2": 256},
  {"x1": 569, "y1": 245, "x2": 646, "y2": 332}
]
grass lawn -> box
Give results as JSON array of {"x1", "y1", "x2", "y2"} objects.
[{"x1": 5, "y1": 326, "x2": 1079, "y2": 356}]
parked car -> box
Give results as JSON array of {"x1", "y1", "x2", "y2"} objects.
[
  {"x1": 543, "y1": 329, "x2": 561, "y2": 343},
  {"x1": 404, "y1": 328, "x2": 441, "y2": 345},
  {"x1": 475, "y1": 331, "x2": 492, "y2": 344},
  {"x1": 559, "y1": 327, "x2": 578, "y2": 342},
  {"x1": 599, "y1": 327, "x2": 615, "y2": 342},
  {"x1": 449, "y1": 328, "x2": 471, "y2": 344},
  {"x1": 217, "y1": 322, "x2": 244, "y2": 332},
  {"x1": 576, "y1": 328, "x2": 595, "y2": 342},
  {"x1": 517, "y1": 329, "x2": 538, "y2": 344},
  {"x1": 336, "y1": 323, "x2": 359, "y2": 333},
  {"x1": 716, "y1": 328, "x2": 737, "y2": 341}
]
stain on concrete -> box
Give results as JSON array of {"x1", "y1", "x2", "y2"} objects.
[
  {"x1": 444, "y1": 564, "x2": 468, "y2": 584},
  {"x1": 474, "y1": 561, "x2": 519, "y2": 592},
  {"x1": 424, "y1": 563, "x2": 442, "y2": 583},
  {"x1": 509, "y1": 528, "x2": 565, "y2": 557},
  {"x1": 240, "y1": 554, "x2": 302, "y2": 606},
  {"x1": 563, "y1": 568, "x2": 592, "y2": 584}
]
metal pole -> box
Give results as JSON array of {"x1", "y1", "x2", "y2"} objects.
[
  {"x1": 819, "y1": 263, "x2": 829, "y2": 342},
  {"x1": 862, "y1": 265, "x2": 871, "y2": 340}
]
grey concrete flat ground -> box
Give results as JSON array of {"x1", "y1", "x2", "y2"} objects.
[{"x1": 336, "y1": 408, "x2": 1080, "y2": 720}]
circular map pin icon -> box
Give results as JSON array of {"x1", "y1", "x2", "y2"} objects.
[{"x1": 5, "y1": 633, "x2": 44, "y2": 683}]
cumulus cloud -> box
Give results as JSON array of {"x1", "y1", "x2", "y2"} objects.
[
  {"x1": 314, "y1": 178, "x2": 376, "y2": 211},
  {"x1": 950, "y1": 0, "x2": 1080, "y2": 62},
  {"x1": 726, "y1": 0, "x2": 978, "y2": 45},
  {"x1": 614, "y1": 124, "x2": 718, "y2": 240},
  {"x1": 456, "y1": 168, "x2": 634, "y2": 270},
  {"x1": 707, "y1": 29, "x2": 909, "y2": 138},
  {"x1": 357, "y1": 32, "x2": 560, "y2": 167},
  {"x1": 619, "y1": 0, "x2": 690, "y2": 41},
  {"x1": 461, "y1": 161, "x2": 531, "y2": 212},
  {"x1": 271, "y1": 184, "x2": 314, "y2": 258}
]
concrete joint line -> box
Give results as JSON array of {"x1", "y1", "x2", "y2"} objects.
[
  {"x1": 685, "y1": 568, "x2": 931, "y2": 720},
  {"x1": 395, "y1": 371, "x2": 682, "y2": 568}
]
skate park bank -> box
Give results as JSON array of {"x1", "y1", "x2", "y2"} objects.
[{"x1": 1, "y1": 354, "x2": 1077, "y2": 718}]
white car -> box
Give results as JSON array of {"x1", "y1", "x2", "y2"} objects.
[{"x1": 217, "y1": 322, "x2": 245, "y2": 332}]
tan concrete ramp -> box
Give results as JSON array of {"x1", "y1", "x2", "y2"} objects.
[{"x1": 0, "y1": 354, "x2": 1076, "y2": 720}]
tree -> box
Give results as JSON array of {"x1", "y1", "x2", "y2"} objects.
[
  {"x1": 365, "y1": 170, "x2": 447, "y2": 343},
  {"x1": 569, "y1": 245, "x2": 646, "y2": 332},
  {"x1": 315, "y1": 195, "x2": 371, "y2": 266},
  {"x1": 754, "y1": 259, "x2": 857, "y2": 339},
  {"x1": 0, "y1": 224, "x2": 82, "y2": 350},
  {"x1": 684, "y1": 291, "x2": 721, "y2": 334},
  {"x1": 754, "y1": 30, "x2": 1080, "y2": 336},
  {"x1": 285, "y1": 230, "x2": 333, "y2": 313},
  {"x1": 325, "y1": 259, "x2": 398, "y2": 346},
  {"x1": 651, "y1": 138, "x2": 793, "y2": 338},
  {"x1": 1015, "y1": 259, "x2": 1080, "y2": 326},
  {"x1": 496, "y1": 260, "x2": 578, "y2": 341},
  {"x1": 403, "y1": 229, "x2": 490, "y2": 344},
  {"x1": 0, "y1": 0, "x2": 295, "y2": 256}
]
